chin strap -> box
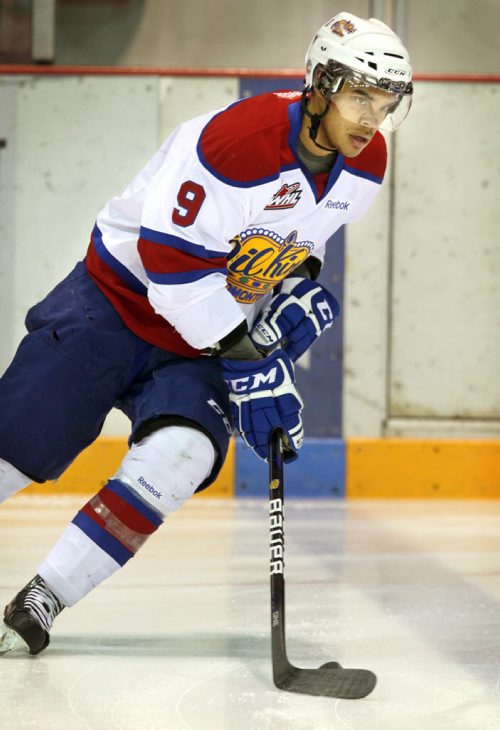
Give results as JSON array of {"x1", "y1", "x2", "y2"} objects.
[{"x1": 300, "y1": 90, "x2": 337, "y2": 154}]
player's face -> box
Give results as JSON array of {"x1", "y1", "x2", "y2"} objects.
[{"x1": 304, "y1": 83, "x2": 396, "y2": 157}]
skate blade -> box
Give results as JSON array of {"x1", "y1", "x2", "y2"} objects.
[{"x1": 0, "y1": 622, "x2": 29, "y2": 654}]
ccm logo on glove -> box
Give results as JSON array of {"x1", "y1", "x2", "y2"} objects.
[
  {"x1": 226, "y1": 367, "x2": 278, "y2": 393},
  {"x1": 222, "y1": 349, "x2": 303, "y2": 463},
  {"x1": 317, "y1": 299, "x2": 336, "y2": 322}
]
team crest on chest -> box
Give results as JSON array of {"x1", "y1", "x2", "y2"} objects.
[
  {"x1": 226, "y1": 228, "x2": 314, "y2": 304},
  {"x1": 265, "y1": 182, "x2": 303, "y2": 210}
]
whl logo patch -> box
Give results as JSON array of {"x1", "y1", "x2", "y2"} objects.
[{"x1": 265, "y1": 182, "x2": 302, "y2": 210}]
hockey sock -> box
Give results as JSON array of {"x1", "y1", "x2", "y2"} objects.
[
  {"x1": 38, "y1": 479, "x2": 164, "y2": 606},
  {"x1": 0, "y1": 458, "x2": 32, "y2": 503},
  {"x1": 38, "y1": 425, "x2": 215, "y2": 607}
]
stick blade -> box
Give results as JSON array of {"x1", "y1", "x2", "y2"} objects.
[{"x1": 274, "y1": 665, "x2": 377, "y2": 699}]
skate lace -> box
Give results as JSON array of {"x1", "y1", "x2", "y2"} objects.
[{"x1": 23, "y1": 576, "x2": 64, "y2": 634}]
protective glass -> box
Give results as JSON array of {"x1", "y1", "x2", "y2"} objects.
[{"x1": 330, "y1": 81, "x2": 412, "y2": 132}]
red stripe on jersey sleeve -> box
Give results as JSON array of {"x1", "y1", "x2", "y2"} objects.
[
  {"x1": 85, "y1": 241, "x2": 201, "y2": 358},
  {"x1": 138, "y1": 238, "x2": 228, "y2": 274}
]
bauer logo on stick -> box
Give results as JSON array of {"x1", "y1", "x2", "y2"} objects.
[{"x1": 269, "y1": 498, "x2": 284, "y2": 575}]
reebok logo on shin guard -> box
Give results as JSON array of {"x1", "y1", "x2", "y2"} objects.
[{"x1": 138, "y1": 476, "x2": 162, "y2": 500}]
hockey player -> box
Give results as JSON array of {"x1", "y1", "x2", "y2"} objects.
[{"x1": 0, "y1": 12, "x2": 412, "y2": 654}]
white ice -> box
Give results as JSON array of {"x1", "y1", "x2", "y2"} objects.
[{"x1": 1, "y1": 496, "x2": 500, "y2": 730}]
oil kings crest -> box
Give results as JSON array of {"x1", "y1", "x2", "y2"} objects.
[{"x1": 227, "y1": 228, "x2": 314, "y2": 305}]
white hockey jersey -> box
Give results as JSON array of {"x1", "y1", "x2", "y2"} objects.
[{"x1": 85, "y1": 91, "x2": 387, "y2": 357}]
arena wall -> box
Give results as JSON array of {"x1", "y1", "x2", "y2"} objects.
[{"x1": 0, "y1": 69, "x2": 498, "y2": 496}]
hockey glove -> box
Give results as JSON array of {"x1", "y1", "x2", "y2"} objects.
[
  {"x1": 222, "y1": 348, "x2": 303, "y2": 462},
  {"x1": 251, "y1": 277, "x2": 340, "y2": 362}
]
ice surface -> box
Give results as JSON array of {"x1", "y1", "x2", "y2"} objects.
[{"x1": 1, "y1": 496, "x2": 500, "y2": 729}]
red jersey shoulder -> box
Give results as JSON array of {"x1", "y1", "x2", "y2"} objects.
[
  {"x1": 198, "y1": 92, "x2": 301, "y2": 184},
  {"x1": 343, "y1": 131, "x2": 387, "y2": 181}
]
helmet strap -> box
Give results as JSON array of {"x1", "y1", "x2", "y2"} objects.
[{"x1": 300, "y1": 90, "x2": 337, "y2": 154}]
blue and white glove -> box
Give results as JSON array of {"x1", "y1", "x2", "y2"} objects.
[
  {"x1": 251, "y1": 277, "x2": 340, "y2": 362},
  {"x1": 222, "y1": 348, "x2": 303, "y2": 462}
]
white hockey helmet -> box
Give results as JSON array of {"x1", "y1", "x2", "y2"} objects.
[{"x1": 304, "y1": 12, "x2": 413, "y2": 131}]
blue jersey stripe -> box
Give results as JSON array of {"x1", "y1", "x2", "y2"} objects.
[
  {"x1": 196, "y1": 98, "x2": 282, "y2": 189},
  {"x1": 92, "y1": 224, "x2": 147, "y2": 296},
  {"x1": 198, "y1": 149, "x2": 281, "y2": 188},
  {"x1": 343, "y1": 165, "x2": 383, "y2": 185},
  {"x1": 146, "y1": 268, "x2": 227, "y2": 285},
  {"x1": 139, "y1": 227, "x2": 224, "y2": 259}
]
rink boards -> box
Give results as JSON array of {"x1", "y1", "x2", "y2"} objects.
[
  {"x1": 1, "y1": 70, "x2": 499, "y2": 500},
  {"x1": 23, "y1": 436, "x2": 500, "y2": 499}
]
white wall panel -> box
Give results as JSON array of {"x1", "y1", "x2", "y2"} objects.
[
  {"x1": 158, "y1": 77, "x2": 238, "y2": 141},
  {"x1": 2, "y1": 74, "x2": 499, "y2": 438},
  {"x1": 0, "y1": 80, "x2": 17, "y2": 375},
  {"x1": 2, "y1": 76, "x2": 158, "y2": 434},
  {"x1": 342, "y1": 141, "x2": 392, "y2": 436},
  {"x1": 11, "y1": 76, "x2": 158, "y2": 353},
  {"x1": 389, "y1": 82, "x2": 500, "y2": 421}
]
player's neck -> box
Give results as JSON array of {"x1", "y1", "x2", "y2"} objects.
[{"x1": 296, "y1": 136, "x2": 336, "y2": 175}]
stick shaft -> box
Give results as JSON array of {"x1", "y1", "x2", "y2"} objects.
[
  {"x1": 269, "y1": 429, "x2": 292, "y2": 679},
  {"x1": 267, "y1": 429, "x2": 377, "y2": 698}
]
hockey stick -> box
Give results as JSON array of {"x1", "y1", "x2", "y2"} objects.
[{"x1": 268, "y1": 428, "x2": 377, "y2": 699}]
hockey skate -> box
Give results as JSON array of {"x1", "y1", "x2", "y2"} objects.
[{"x1": 0, "y1": 575, "x2": 64, "y2": 655}]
